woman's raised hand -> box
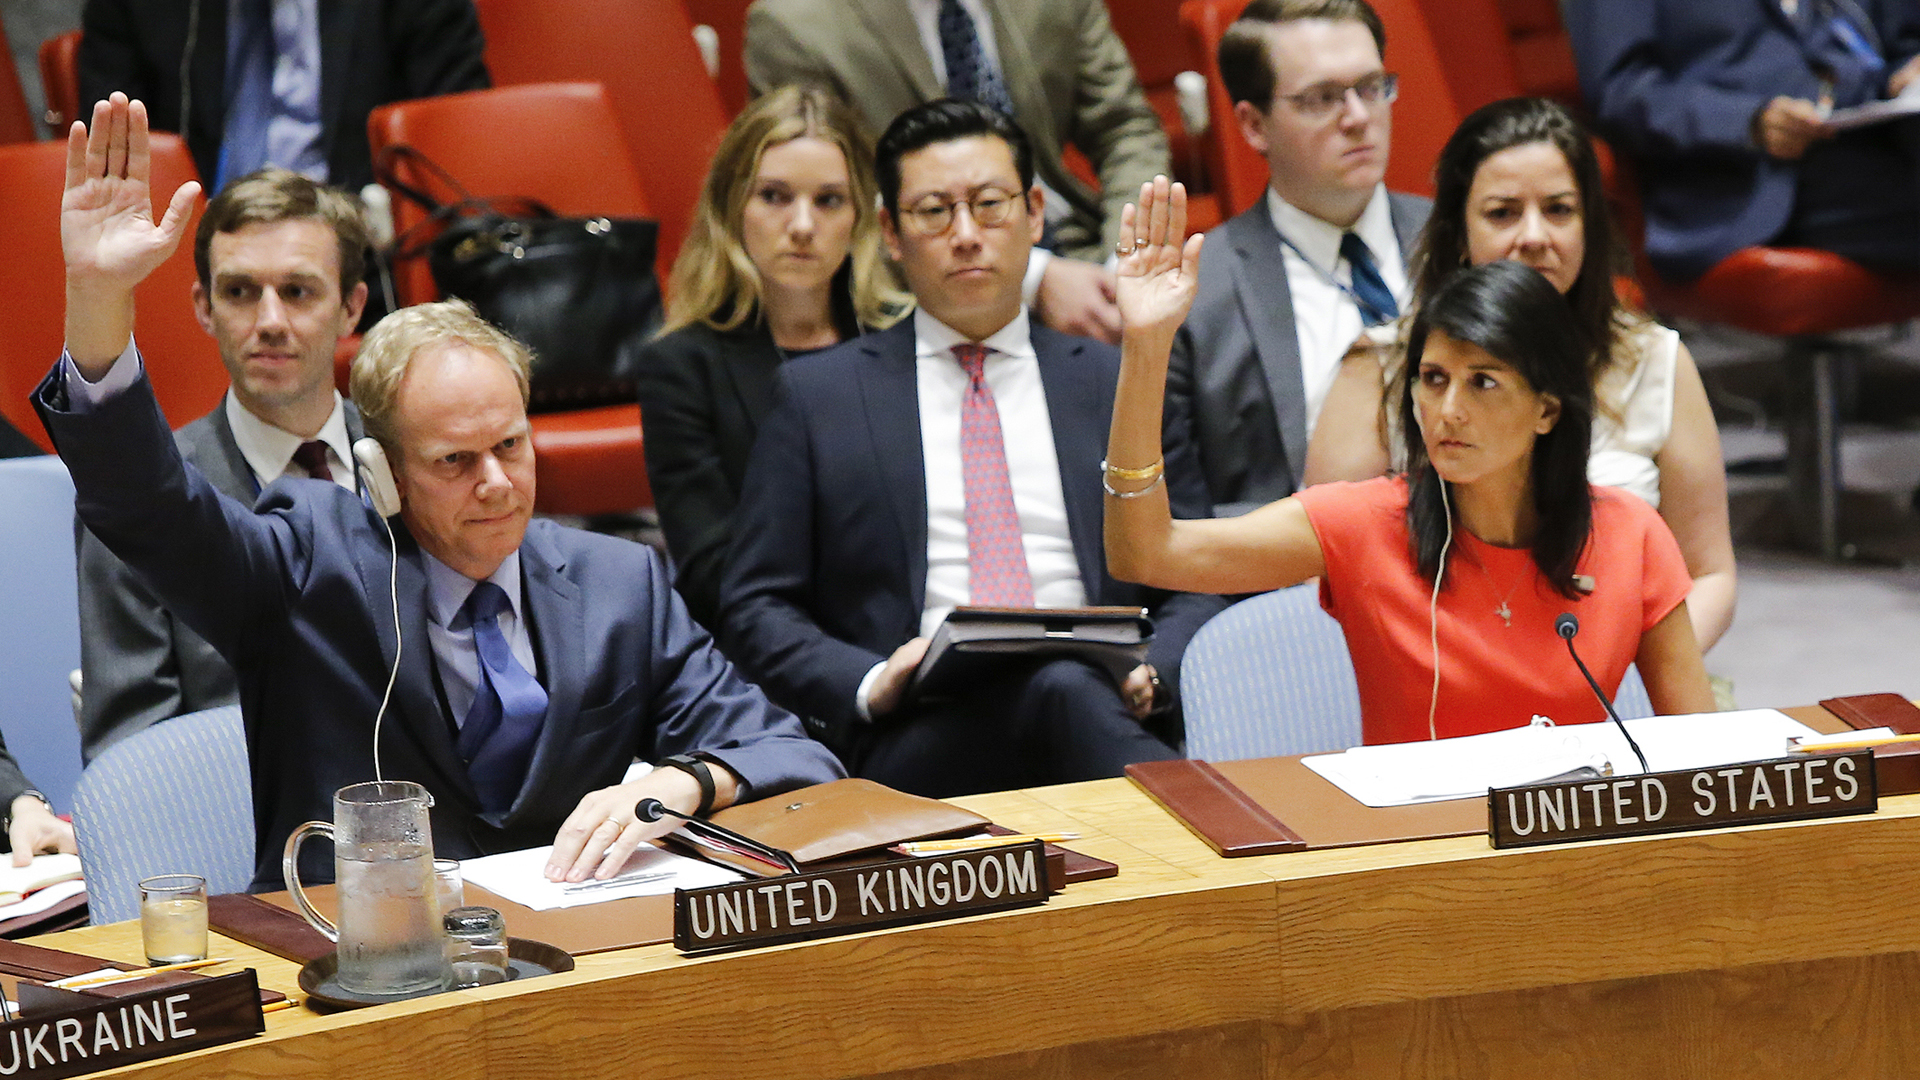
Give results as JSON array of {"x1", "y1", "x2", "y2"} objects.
[{"x1": 1114, "y1": 176, "x2": 1204, "y2": 341}]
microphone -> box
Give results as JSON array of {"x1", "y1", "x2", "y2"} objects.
[
  {"x1": 1556, "y1": 613, "x2": 1650, "y2": 774},
  {"x1": 635, "y1": 799, "x2": 799, "y2": 874}
]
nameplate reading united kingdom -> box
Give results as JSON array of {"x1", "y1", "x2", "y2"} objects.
[
  {"x1": 0, "y1": 971, "x2": 264, "y2": 1078},
  {"x1": 673, "y1": 842, "x2": 1050, "y2": 954},
  {"x1": 1488, "y1": 750, "x2": 1876, "y2": 849}
]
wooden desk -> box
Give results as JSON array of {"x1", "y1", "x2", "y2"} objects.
[{"x1": 35, "y1": 780, "x2": 1920, "y2": 1079}]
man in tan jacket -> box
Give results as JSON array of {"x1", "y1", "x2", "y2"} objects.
[{"x1": 746, "y1": 0, "x2": 1170, "y2": 343}]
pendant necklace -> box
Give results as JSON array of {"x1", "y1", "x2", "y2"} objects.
[{"x1": 1472, "y1": 556, "x2": 1524, "y2": 628}]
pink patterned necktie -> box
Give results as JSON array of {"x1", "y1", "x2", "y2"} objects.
[{"x1": 953, "y1": 343, "x2": 1035, "y2": 607}]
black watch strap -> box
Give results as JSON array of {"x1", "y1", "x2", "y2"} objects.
[{"x1": 659, "y1": 755, "x2": 716, "y2": 818}]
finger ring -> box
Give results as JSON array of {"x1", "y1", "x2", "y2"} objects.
[
  {"x1": 1115, "y1": 240, "x2": 1135, "y2": 256},
  {"x1": 1133, "y1": 239, "x2": 1150, "y2": 251}
]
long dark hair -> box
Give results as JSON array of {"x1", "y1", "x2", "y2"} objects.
[
  {"x1": 1412, "y1": 97, "x2": 1630, "y2": 383},
  {"x1": 1401, "y1": 261, "x2": 1594, "y2": 598}
]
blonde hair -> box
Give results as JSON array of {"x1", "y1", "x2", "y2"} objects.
[
  {"x1": 663, "y1": 84, "x2": 909, "y2": 334},
  {"x1": 350, "y1": 300, "x2": 534, "y2": 451}
]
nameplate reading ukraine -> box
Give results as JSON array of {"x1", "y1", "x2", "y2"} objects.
[
  {"x1": 674, "y1": 842, "x2": 1050, "y2": 954},
  {"x1": 0, "y1": 971, "x2": 264, "y2": 1078},
  {"x1": 1489, "y1": 750, "x2": 1876, "y2": 849}
]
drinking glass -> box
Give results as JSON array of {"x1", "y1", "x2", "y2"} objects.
[{"x1": 139, "y1": 874, "x2": 208, "y2": 966}]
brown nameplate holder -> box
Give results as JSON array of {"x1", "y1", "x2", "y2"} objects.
[
  {"x1": 3, "y1": 970, "x2": 264, "y2": 1077},
  {"x1": 1821, "y1": 693, "x2": 1920, "y2": 795},
  {"x1": 674, "y1": 841, "x2": 1050, "y2": 955},
  {"x1": 1488, "y1": 750, "x2": 1877, "y2": 849}
]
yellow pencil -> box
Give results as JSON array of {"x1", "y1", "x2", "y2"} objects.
[
  {"x1": 899, "y1": 833, "x2": 1079, "y2": 854},
  {"x1": 262, "y1": 999, "x2": 297, "y2": 1014},
  {"x1": 55, "y1": 958, "x2": 234, "y2": 989},
  {"x1": 1789, "y1": 732, "x2": 1920, "y2": 753}
]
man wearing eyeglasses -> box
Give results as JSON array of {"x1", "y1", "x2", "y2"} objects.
[
  {"x1": 1168, "y1": 0, "x2": 1429, "y2": 518},
  {"x1": 719, "y1": 100, "x2": 1225, "y2": 798}
]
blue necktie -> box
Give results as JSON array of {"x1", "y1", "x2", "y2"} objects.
[
  {"x1": 938, "y1": 0, "x2": 1014, "y2": 116},
  {"x1": 217, "y1": 0, "x2": 274, "y2": 190},
  {"x1": 1340, "y1": 232, "x2": 1399, "y2": 327},
  {"x1": 454, "y1": 581, "x2": 548, "y2": 817}
]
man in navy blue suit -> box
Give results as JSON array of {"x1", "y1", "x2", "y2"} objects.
[
  {"x1": 1571, "y1": 0, "x2": 1920, "y2": 281},
  {"x1": 720, "y1": 100, "x2": 1224, "y2": 798},
  {"x1": 40, "y1": 95, "x2": 842, "y2": 889}
]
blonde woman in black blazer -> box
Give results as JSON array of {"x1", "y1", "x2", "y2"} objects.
[{"x1": 636, "y1": 86, "x2": 908, "y2": 629}]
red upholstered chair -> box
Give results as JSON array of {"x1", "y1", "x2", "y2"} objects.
[
  {"x1": 681, "y1": 0, "x2": 753, "y2": 116},
  {"x1": 1628, "y1": 219, "x2": 1920, "y2": 558},
  {"x1": 0, "y1": 24, "x2": 40, "y2": 146},
  {"x1": 0, "y1": 134, "x2": 222, "y2": 452},
  {"x1": 366, "y1": 83, "x2": 654, "y2": 517},
  {"x1": 38, "y1": 30, "x2": 82, "y2": 138},
  {"x1": 471, "y1": 0, "x2": 728, "y2": 281},
  {"x1": 1179, "y1": 0, "x2": 1462, "y2": 218},
  {"x1": 1102, "y1": 0, "x2": 1221, "y2": 231}
]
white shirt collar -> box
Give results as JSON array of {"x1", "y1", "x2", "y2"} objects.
[
  {"x1": 912, "y1": 306, "x2": 1036, "y2": 362},
  {"x1": 422, "y1": 548, "x2": 525, "y2": 631},
  {"x1": 1265, "y1": 183, "x2": 1398, "y2": 279},
  {"x1": 223, "y1": 389, "x2": 355, "y2": 491}
]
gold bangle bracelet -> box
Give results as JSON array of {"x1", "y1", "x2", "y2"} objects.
[{"x1": 1101, "y1": 457, "x2": 1164, "y2": 482}]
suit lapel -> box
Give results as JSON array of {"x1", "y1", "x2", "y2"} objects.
[
  {"x1": 1032, "y1": 327, "x2": 1107, "y2": 600},
  {"x1": 721, "y1": 327, "x2": 785, "y2": 430},
  {"x1": 502, "y1": 525, "x2": 581, "y2": 823},
  {"x1": 1228, "y1": 206, "x2": 1310, "y2": 485},
  {"x1": 203, "y1": 402, "x2": 259, "y2": 500},
  {"x1": 982, "y1": 0, "x2": 1061, "y2": 156},
  {"x1": 858, "y1": 323, "x2": 930, "y2": 616},
  {"x1": 850, "y1": 0, "x2": 943, "y2": 99},
  {"x1": 1388, "y1": 195, "x2": 1425, "y2": 260},
  {"x1": 351, "y1": 521, "x2": 474, "y2": 801}
]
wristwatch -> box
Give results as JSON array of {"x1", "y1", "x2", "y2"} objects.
[
  {"x1": 2, "y1": 790, "x2": 48, "y2": 833},
  {"x1": 658, "y1": 755, "x2": 716, "y2": 818}
]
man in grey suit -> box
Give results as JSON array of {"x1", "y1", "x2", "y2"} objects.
[
  {"x1": 745, "y1": 0, "x2": 1169, "y2": 344},
  {"x1": 76, "y1": 168, "x2": 369, "y2": 763},
  {"x1": 47, "y1": 97, "x2": 842, "y2": 888},
  {"x1": 1168, "y1": 0, "x2": 1429, "y2": 517}
]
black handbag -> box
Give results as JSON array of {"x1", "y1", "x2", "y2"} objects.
[{"x1": 377, "y1": 146, "x2": 663, "y2": 411}]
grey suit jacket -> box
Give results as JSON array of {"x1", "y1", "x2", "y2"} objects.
[
  {"x1": 40, "y1": 368, "x2": 842, "y2": 888},
  {"x1": 1167, "y1": 192, "x2": 1430, "y2": 517},
  {"x1": 745, "y1": 0, "x2": 1169, "y2": 258},
  {"x1": 75, "y1": 400, "x2": 363, "y2": 764}
]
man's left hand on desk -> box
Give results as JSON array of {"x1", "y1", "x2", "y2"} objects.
[{"x1": 544, "y1": 763, "x2": 741, "y2": 883}]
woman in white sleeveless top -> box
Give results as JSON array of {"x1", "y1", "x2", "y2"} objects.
[{"x1": 1307, "y1": 98, "x2": 1735, "y2": 652}]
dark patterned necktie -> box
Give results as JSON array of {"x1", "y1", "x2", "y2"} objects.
[
  {"x1": 291, "y1": 440, "x2": 332, "y2": 483},
  {"x1": 938, "y1": 0, "x2": 1015, "y2": 116}
]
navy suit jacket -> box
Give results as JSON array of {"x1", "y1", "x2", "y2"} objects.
[
  {"x1": 1570, "y1": 0, "x2": 1920, "y2": 279},
  {"x1": 718, "y1": 319, "x2": 1226, "y2": 735},
  {"x1": 38, "y1": 364, "x2": 842, "y2": 889}
]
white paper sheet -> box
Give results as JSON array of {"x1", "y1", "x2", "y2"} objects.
[
  {"x1": 1827, "y1": 84, "x2": 1920, "y2": 131},
  {"x1": 0, "y1": 877, "x2": 86, "y2": 920},
  {"x1": 1303, "y1": 709, "x2": 1824, "y2": 808},
  {"x1": 458, "y1": 844, "x2": 743, "y2": 911}
]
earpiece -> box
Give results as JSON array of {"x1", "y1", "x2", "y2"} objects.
[
  {"x1": 353, "y1": 438, "x2": 402, "y2": 518},
  {"x1": 352, "y1": 437, "x2": 404, "y2": 782}
]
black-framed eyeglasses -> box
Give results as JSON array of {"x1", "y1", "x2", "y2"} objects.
[
  {"x1": 898, "y1": 187, "x2": 1022, "y2": 236},
  {"x1": 1280, "y1": 72, "x2": 1399, "y2": 120}
]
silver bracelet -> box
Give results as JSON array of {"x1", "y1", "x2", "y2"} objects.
[{"x1": 1103, "y1": 471, "x2": 1166, "y2": 499}]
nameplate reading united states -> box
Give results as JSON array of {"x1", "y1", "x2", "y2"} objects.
[
  {"x1": 674, "y1": 842, "x2": 1050, "y2": 954},
  {"x1": 0, "y1": 971, "x2": 264, "y2": 1078},
  {"x1": 1488, "y1": 750, "x2": 1876, "y2": 849}
]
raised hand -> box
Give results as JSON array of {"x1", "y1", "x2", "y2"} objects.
[
  {"x1": 1113, "y1": 176, "x2": 1204, "y2": 342},
  {"x1": 62, "y1": 93, "x2": 201, "y2": 369},
  {"x1": 63, "y1": 94, "x2": 200, "y2": 291}
]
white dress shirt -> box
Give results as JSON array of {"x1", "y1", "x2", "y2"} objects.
[
  {"x1": 1266, "y1": 184, "x2": 1409, "y2": 434},
  {"x1": 854, "y1": 306, "x2": 1087, "y2": 716},
  {"x1": 224, "y1": 390, "x2": 356, "y2": 494}
]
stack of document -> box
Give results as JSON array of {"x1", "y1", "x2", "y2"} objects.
[
  {"x1": 460, "y1": 844, "x2": 743, "y2": 911},
  {"x1": 0, "y1": 853, "x2": 85, "y2": 920},
  {"x1": 1304, "y1": 709, "x2": 1824, "y2": 808}
]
